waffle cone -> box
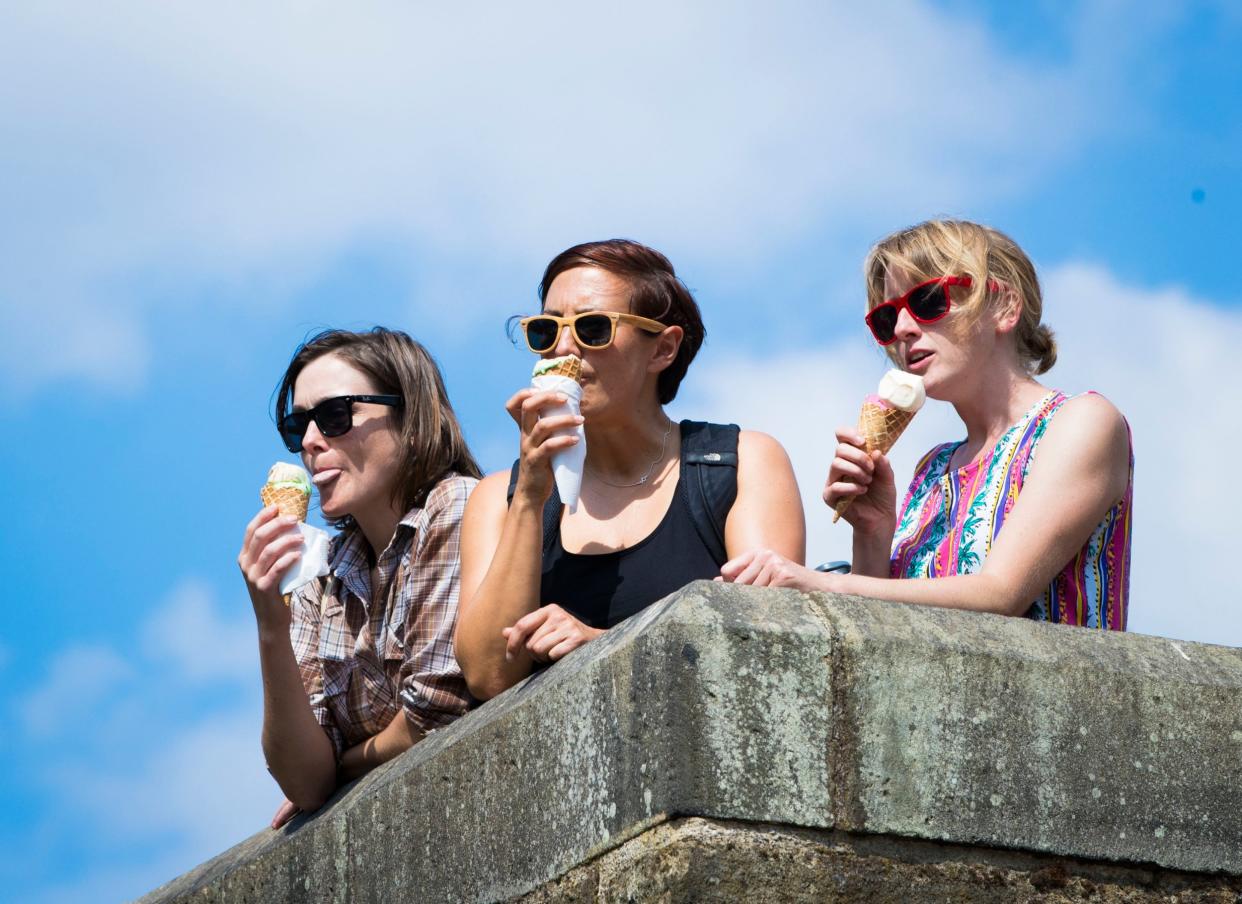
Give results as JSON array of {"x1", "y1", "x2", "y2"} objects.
[
  {"x1": 544, "y1": 355, "x2": 582, "y2": 382},
  {"x1": 261, "y1": 484, "x2": 310, "y2": 522},
  {"x1": 833, "y1": 401, "x2": 916, "y2": 523},
  {"x1": 856, "y1": 402, "x2": 915, "y2": 455}
]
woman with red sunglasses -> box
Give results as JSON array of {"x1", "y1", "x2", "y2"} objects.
[
  {"x1": 721, "y1": 219, "x2": 1133, "y2": 629},
  {"x1": 237, "y1": 328, "x2": 482, "y2": 828},
  {"x1": 455, "y1": 239, "x2": 806, "y2": 701}
]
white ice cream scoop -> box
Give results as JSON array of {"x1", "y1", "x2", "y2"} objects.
[{"x1": 878, "y1": 369, "x2": 926, "y2": 412}]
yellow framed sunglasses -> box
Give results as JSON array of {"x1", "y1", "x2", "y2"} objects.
[{"x1": 519, "y1": 311, "x2": 667, "y2": 353}]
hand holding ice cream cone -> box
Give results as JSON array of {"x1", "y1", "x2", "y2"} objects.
[
  {"x1": 830, "y1": 369, "x2": 925, "y2": 524},
  {"x1": 256, "y1": 463, "x2": 313, "y2": 605},
  {"x1": 242, "y1": 462, "x2": 331, "y2": 606},
  {"x1": 529, "y1": 355, "x2": 587, "y2": 512}
]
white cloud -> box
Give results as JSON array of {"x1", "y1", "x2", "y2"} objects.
[
  {"x1": 140, "y1": 578, "x2": 257, "y2": 684},
  {"x1": 681, "y1": 262, "x2": 1242, "y2": 648},
  {"x1": 18, "y1": 644, "x2": 134, "y2": 739},
  {"x1": 32, "y1": 705, "x2": 275, "y2": 904},
  {"x1": 55, "y1": 705, "x2": 273, "y2": 846},
  {"x1": 1, "y1": 0, "x2": 1120, "y2": 394}
]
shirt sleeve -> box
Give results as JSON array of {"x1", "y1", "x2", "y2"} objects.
[
  {"x1": 289, "y1": 579, "x2": 347, "y2": 759},
  {"x1": 398, "y1": 476, "x2": 476, "y2": 735}
]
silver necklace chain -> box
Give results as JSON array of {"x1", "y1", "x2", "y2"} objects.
[{"x1": 588, "y1": 417, "x2": 673, "y2": 488}]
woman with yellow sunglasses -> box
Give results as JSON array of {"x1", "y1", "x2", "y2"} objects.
[{"x1": 455, "y1": 239, "x2": 806, "y2": 700}]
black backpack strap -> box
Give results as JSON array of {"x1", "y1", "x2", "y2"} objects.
[
  {"x1": 678, "y1": 420, "x2": 739, "y2": 565},
  {"x1": 506, "y1": 459, "x2": 520, "y2": 502},
  {"x1": 506, "y1": 459, "x2": 562, "y2": 554}
]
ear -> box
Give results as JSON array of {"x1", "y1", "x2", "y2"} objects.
[
  {"x1": 993, "y1": 286, "x2": 1023, "y2": 335},
  {"x1": 647, "y1": 325, "x2": 684, "y2": 374}
]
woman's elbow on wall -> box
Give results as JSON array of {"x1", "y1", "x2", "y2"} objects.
[
  {"x1": 290, "y1": 790, "x2": 329, "y2": 814},
  {"x1": 969, "y1": 572, "x2": 1029, "y2": 618},
  {"x1": 461, "y1": 664, "x2": 508, "y2": 702},
  {"x1": 286, "y1": 771, "x2": 336, "y2": 814},
  {"x1": 996, "y1": 587, "x2": 1034, "y2": 619}
]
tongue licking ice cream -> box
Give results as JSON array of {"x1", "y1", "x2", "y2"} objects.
[
  {"x1": 261, "y1": 462, "x2": 312, "y2": 522},
  {"x1": 833, "y1": 369, "x2": 926, "y2": 523},
  {"x1": 531, "y1": 355, "x2": 587, "y2": 512}
]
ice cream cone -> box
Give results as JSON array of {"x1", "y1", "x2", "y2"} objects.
[
  {"x1": 832, "y1": 399, "x2": 916, "y2": 523},
  {"x1": 260, "y1": 463, "x2": 314, "y2": 606},
  {"x1": 857, "y1": 401, "x2": 915, "y2": 456},
  {"x1": 543, "y1": 355, "x2": 581, "y2": 382},
  {"x1": 260, "y1": 484, "x2": 310, "y2": 522},
  {"x1": 531, "y1": 355, "x2": 586, "y2": 511}
]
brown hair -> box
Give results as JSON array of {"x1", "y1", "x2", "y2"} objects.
[
  {"x1": 274, "y1": 328, "x2": 482, "y2": 527},
  {"x1": 537, "y1": 239, "x2": 705, "y2": 404},
  {"x1": 864, "y1": 219, "x2": 1057, "y2": 375}
]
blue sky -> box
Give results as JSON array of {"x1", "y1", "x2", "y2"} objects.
[{"x1": 2, "y1": 2, "x2": 1240, "y2": 900}]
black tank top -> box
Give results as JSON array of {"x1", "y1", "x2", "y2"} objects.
[{"x1": 540, "y1": 457, "x2": 724, "y2": 629}]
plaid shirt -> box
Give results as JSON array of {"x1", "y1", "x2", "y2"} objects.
[{"x1": 289, "y1": 473, "x2": 477, "y2": 759}]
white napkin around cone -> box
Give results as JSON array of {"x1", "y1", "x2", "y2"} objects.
[
  {"x1": 532, "y1": 373, "x2": 586, "y2": 512},
  {"x1": 279, "y1": 522, "x2": 332, "y2": 596}
]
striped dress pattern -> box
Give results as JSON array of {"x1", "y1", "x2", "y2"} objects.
[{"x1": 889, "y1": 391, "x2": 1132, "y2": 629}]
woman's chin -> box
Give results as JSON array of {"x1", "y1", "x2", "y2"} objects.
[
  {"x1": 317, "y1": 495, "x2": 348, "y2": 521},
  {"x1": 914, "y1": 365, "x2": 945, "y2": 399}
]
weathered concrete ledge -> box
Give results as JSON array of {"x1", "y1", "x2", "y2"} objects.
[
  {"x1": 141, "y1": 583, "x2": 1242, "y2": 903},
  {"x1": 518, "y1": 818, "x2": 1241, "y2": 903}
]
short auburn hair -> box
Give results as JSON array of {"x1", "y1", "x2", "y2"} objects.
[
  {"x1": 274, "y1": 327, "x2": 481, "y2": 527},
  {"x1": 538, "y1": 239, "x2": 705, "y2": 404}
]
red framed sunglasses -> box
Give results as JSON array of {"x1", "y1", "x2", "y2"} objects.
[{"x1": 865, "y1": 275, "x2": 976, "y2": 345}]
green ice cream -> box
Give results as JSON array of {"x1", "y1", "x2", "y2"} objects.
[
  {"x1": 532, "y1": 355, "x2": 581, "y2": 379},
  {"x1": 265, "y1": 462, "x2": 312, "y2": 494}
]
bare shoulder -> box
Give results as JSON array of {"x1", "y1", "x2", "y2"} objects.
[
  {"x1": 1042, "y1": 392, "x2": 1129, "y2": 459},
  {"x1": 1057, "y1": 391, "x2": 1126, "y2": 425},
  {"x1": 1029, "y1": 393, "x2": 1130, "y2": 504},
  {"x1": 735, "y1": 429, "x2": 794, "y2": 494},
  {"x1": 729, "y1": 429, "x2": 805, "y2": 561},
  {"x1": 738, "y1": 429, "x2": 792, "y2": 465},
  {"x1": 463, "y1": 470, "x2": 512, "y2": 520}
]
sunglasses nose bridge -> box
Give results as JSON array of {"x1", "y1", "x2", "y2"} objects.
[
  {"x1": 890, "y1": 301, "x2": 926, "y2": 340},
  {"x1": 299, "y1": 414, "x2": 332, "y2": 453},
  {"x1": 553, "y1": 318, "x2": 584, "y2": 356}
]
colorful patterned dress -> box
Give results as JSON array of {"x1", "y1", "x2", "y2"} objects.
[{"x1": 890, "y1": 391, "x2": 1132, "y2": 629}]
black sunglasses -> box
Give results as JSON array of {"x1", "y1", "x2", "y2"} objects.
[{"x1": 278, "y1": 395, "x2": 403, "y2": 453}]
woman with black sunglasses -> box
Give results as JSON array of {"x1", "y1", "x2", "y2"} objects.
[
  {"x1": 454, "y1": 239, "x2": 806, "y2": 700},
  {"x1": 720, "y1": 219, "x2": 1133, "y2": 629},
  {"x1": 237, "y1": 327, "x2": 482, "y2": 827}
]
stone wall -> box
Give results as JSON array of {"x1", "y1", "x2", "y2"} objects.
[{"x1": 140, "y1": 583, "x2": 1242, "y2": 903}]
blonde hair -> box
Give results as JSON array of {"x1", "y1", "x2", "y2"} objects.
[{"x1": 863, "y1": 219, "x2": 1057, "y2": 375}]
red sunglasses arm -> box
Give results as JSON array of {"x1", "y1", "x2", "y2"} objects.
[{"x1": 944, "y1": 275, "x2": 1004, "y2": 293}]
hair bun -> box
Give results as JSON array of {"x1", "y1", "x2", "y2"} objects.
[{"x1": 1031, "y1": 324, "x2": 1057, "y2": 375}]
